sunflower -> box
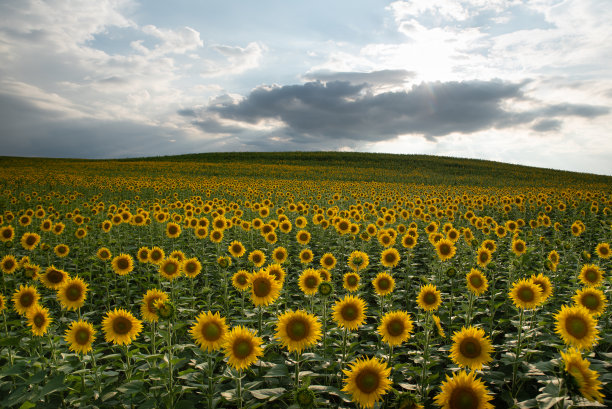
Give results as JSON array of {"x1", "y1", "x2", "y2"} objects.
[
  {"x1": 434, "y1": 370, "x2": 494, "y2": 409},
  {"x1": 1, "y1": 255, "x2": 18, "y2": 274},
  {"x1": 509, "y1": 278, "x2": 542, "y2": 309},
  {"x1": 343, "y1": 272, "x2": 361, "y2": 292},
  {"x1": 101, "y1": 220, "x2": 112, "y2": 233},
  {"x1": 450, "y1": 326, "x2": 494, "y2": 371},
  {"x1": 378, "y1": 310, "x2": 413, "y2": 346},
  {"x1": 466, "y1": 269, "x2": 488, "y2": 296},
  {"x1": 595, "y1": 242, "x2": 610, "y2": 259},
  {"x1": 481, "y1": 240, "x2": 496, "y2": 253},
  {"x1": 342, "y1": 356, "x2": 392, "y2": 409},
  {"x1": 275, "y1": 310, "x2": 322, "y2": 354},
  {"x1": 554, "y1": 305, "x2": 599, "y2": 350},
  {"x1": 182, "y1": 257, "x2": 202, "y2": 278},
  {"x1": 433, "y1": 314, "x2": 445, "y2": 338},
  {"x1": 27, "y1": 304, "x2": 52, "y2": 336},
  {"x1": 52, "y1": 222, "x2": 66, "y2": 235},
  {"x1": 141, "y1": 288, "x2": 169, "y2": 322},
  {"x1": 372, "y1": 272, "x2": 395, "y2": 296},
  {"x1": 53, "y1": 244, "x2": 69, "y2": 258},
  {"x1": 320, "y1": 253, "x2": 337, "y2": 270},
  {"x1": 159, "y1": 258, "x2": 182, "y2": 280},
  {"x1": 271, "y1": 247, "x2": 288, "y2": 264},
  {"x1": 475, "y1": 248, "x2": 492, "y2": 268},
  {"x1": 96, "y1": 247, "x2": 112, "y2": 261},
  {"x1": 348, "y1": 250, "x2": 369, "y2": 272},
  {"x1": 265, "y1": 264, "x2": 286, "y2": 283},
  {"x1": 64, "y1": 320, "x2": 96, "y2": 354},
  {"x1": 0, "y1": 225, "x2": 15, "y2": 242},
  {"x1": 573, "y1": 287, "x2": 607, "y2": 316},
  {"x1": 57, "y1": 276, "x2": 88, "y2": 310},
  {"x1": 222, "y1": 326, "x2": 264, "y2": 370},
  {"x1": 232, "y1": 270, "x2": 251, "y2": 291},
  {"x1": 578, "y1": 264, "x2": 604, "y2": 287},
  {"x1": 102, "y1": 308, "x2": 143, "y2": 346},
  {"x1": 380, "y1": 248, "x2": 400, "y2": 268},
  {"x1": 248, "y1": 250, "x2": 266, "y2": 268},
  {"x1": 250, "y1": 269, "x2": 281, "y2": 306},
  {"x1": 511, "y1": 239, "x2": 527, "y2": 256},
  {"x1": 560, "y1": 348, "x2": 604, "y2": 403},
  {"x1": 435, "y1": 239, "x2": 456, "y2": 261},
  {"x1": 149, "y1": 246, "x2": 165, "y2": 264},
  {"x1": 318, "y1": 268, "x2": 331, "y2": 282},
  {"x1": 332, "y1": 295, "x2": 367, "y2": 330},
  {"x1": 40, "y1": 266, "x2": 69, "y2": 290},
  {"x1": 299, "y1": 249, "x2": 313, "y2": 264},
  {"x1": 299, "y1": 268, "x2": 321, "y2": 296},
  {"x1": 228, "y1": 241, "x2": 246, "y2": 258},
  {"x1": 165, "y1": 222, "x2": 181, "y2": 238},
  {"x1": 191, "y1": 311, "x2": 229, "y2": 352},
  {"x1": 21, "y1": 232, "x2": 41, "y2": 250},
  {"x1": 111, "y1": 253, "x2": 134, "y2": 276},
  {"x1": 548, "y1": 250, "x2": 560, "y2": 266},
  {"x1": 417, "y1": 284, "x2": 442, "y2": 312},
  {"x1": 209, "y1": 229, "x2": 223, "y2": 243},
  {"x1": 137, "y1": 247, "x2": 150, "y2": 263},
  {"x1": 530, "y1": 273, "x2": 553, "y2": 303},
  {"x1": 12, "y1": 284, "x2": 40, "y2": 315},
  {"x1": 0, "y1": 294, "x2": 5, "y2": 313},
  {"x1": 296, "y1": 230, "x2": 311, "y2": 245}
]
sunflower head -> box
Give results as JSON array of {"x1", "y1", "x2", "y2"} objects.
[
  {"x1": 141, "y1": 288, "x2": 169, "y2": 322},
  {"x1": 560, "y1": 348, "x2": 604, "y2": 403},
  {"x1": 417, "y1": 284, "x2": 442, "y2": 312},
  {"x1": 97, "y1": 247, "x2": 112, "y2": 261},
  {"x1": 378, "y1": 310, "x2": 413, "y2": 346},
  {"x1": 343, "y1": 272, "x2": 361, "y2": 292},
  {"x1": 509, "y1": 278, "x2": 542, "y2": 309},
  {"x1": 554, "y1": 305, "x2": 599, "y2": 350},
  {"x1": 222, "y1": 326, "x2": 264, "y2": 370},
  {"x1": 530, "y1": 273, "x2": 553, "y2": 302},
  {"x1": 40, "y1": 266, "x2": 69, "y2": 290},
  {"x1": 182, "y1": 257, "x2": 202, "y2": 278},
  {"x1": 64, "y1": 319, "x2": 96, "y2": 354},
  {"x1": 111, "y1": 254, "x2": 134, "y2": 276},
  {"x1": 450, "y1": 326, "x2": 494, "y2": 371},
  {"x1": 249, "y1": 269, "x2": 282, "y2": 306},
  {"x1": 348, "y1": 250, "x2": 369, "y2": 271},
  {"x1": 380, "y1": 248, "x2": 400, "y2": 268},
  {"x1": 476, "y1": 247, "x2": 492, "y2": 267},
  {"x1": 149, "y1": 246, "x2": 165, "y2": 264},
  {"x1": 299, "y1": 268, "x2": 321, "y2": 296},
  {"x1": 466, "y1": 269, "x2": 488, "y2": 296},
  {"x1": 299, "y1": 248, "x2": 313, "y2": 264},
  {"x1": 272, "y1": 247, "x2": 288, "y2": 264},
  {"x1": 595, "y1": 242, "x2": 610, "y2": 259},
  {"x1": 435, "y1": 239, "x2": 456, "y2": 261},
  {"x1": 190, "y1": 310, "x2": 229, "y2": 352},
  {"x1": 27, "y1": 304, "x2": 52, "y2": 336},
  {"x1": 159, "y1": 258, "x2": 183, "y2": 280},
  {"x1": 248, "y1": 250, "x2": 266, "y2": 268},
  {"x1": 372, "y1": 272, "x2": 395, "y2": 296},
  {"x1": 578, "y1": 264, "x2": 604, "y2": 287},
  {"x1": 318, "y1": 281, "x2": 333, "y2": 297},
  {"x1": 57, "y1": 276, "x2": 88, "y2": 310},
  {"x1": 320, "y1": 253, "x2": 337, "y2": 270},
  {"x1": 1, "y1": 255, "x2": 18, "y2": 274},
  {"x1": 342, "y1": 356, "x2": 392, "y2": 409},
  {"x1": 137, "y1": 247, "x2": 150, "y2": 263},
  {"x1": 573, "y1": 287, "x2": 607, "y2": 316},
  {"x1": 434, "y1": 370, "x2": 494, "y2": 409},
  {"x1": 228, "y1": 240, "x2": 246, "y2": 258},
  {"x1": 232, "y1": 270, "x2": 251, "y2": 291},
  {"x1": 332, "y1": 295, "x2": 367, "y2": 331},
  {"x1": 102, "y1": 308, "x2": 143, "y2": 346},
  {"x1": 275, "y1": 309, "x2": 322, "y2": 353}
]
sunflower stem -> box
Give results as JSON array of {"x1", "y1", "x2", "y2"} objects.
[
  {"x1": 420, "y1": 312, "x2": 431, "y2": 402},
  {"x1": 124, "y1": 344, "x2": 132, "y2": 382},
  {"x1": 258, "y1": 305, "x2": 263, "y2": 377},
  {"x1": 340, "y1": 327, "x2": 348, "y2": 387},
  {"x1": 237, "y1": 369, "x2": 243, "y2": 409},
  {"x1": 152, "y1": 321, "x2": 157, "y2": 355},
  {"x1": 2, "y1": 311, "x2": 13, "y2": 366},
  {"x1": 295, "y1": 352, "x2": 301, "y2": 389},
  {"x1": 167, "y1": 320, "x2": 175, "y2": 408},
  {"x1": 207, "y1": 353, "x2": 214, "y2": 409},
  {"x1": 91, "y1": 350, "x2": 101, "y2": 396},
  {"x1": 466, "y1": 291, "x2": 474, "y2": 327},
  {"x1": 512, "y1": 308, "x2": 525, "y2": 397}
]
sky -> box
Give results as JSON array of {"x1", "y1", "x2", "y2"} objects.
[{"x1": 1, "y1": 0, "x2": 611, "y2": 175}]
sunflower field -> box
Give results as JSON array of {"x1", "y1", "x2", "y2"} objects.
[{"x1": 0, "y1": 153, "x2": 610, "y2": 409}]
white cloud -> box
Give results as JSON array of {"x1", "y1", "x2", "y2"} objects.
[{"x1": 201, "y1": 42, "x2": 266, "y2": 77}]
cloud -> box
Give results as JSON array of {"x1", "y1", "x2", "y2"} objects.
[
  {"x1": 302, "y1": 69, "x2": 414, "y2": 86},
  {"x1": 201, "y1": 42, "x2": 266, "y2": 77},
  {"x1": 139, "y1": 25, "x2": 203, "y2": 55},
  {"x1": 531, "y1": 119, "x2": 561, "y2": 132},
  {"x1": 205, "y1": 79, "x2": 608, "y2": 144}
]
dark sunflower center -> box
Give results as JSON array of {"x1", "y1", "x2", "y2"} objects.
[
  {"x1": 385, "y1": 253, "x2": 396, "y2": 263},
  {"x1": 148, "y1": 297, "x2": 161, "y2": 313},
  {"x1": 47, "y1": 270, "x2": 63, "y2": 283},
  {"x1": 185, "y1": 262, "x2": 197, "y2": 273},
  {"x1": 449, "y1": 386, "x2": 479, "y2": 409},
  {"x1": 164, "y1": 263, "x2": 177, "y2": 274},
  {"x1": 139, "y1": 251, "x2": 149, "y2": 259},
  {"x1": 387, "y1": 319, "x2": 404, "y2": 336},
  {"x1": 299, "y1": 233, "x2": 308, "y2": 241},
  {"x1": 479, "y1": 252, "x2": 489, "y2": 263},
  {"x1": 582, "y1": 294, "x2": 599, "y2": 310},
  {"x1": 515, "y1": 243, "x2": 524, "y2": 252},
  {"x1": 305, "y1": 276, "x2": 318, "y2": 288},
  {"x1": 25, "y1": 236, "x2": 36, "y2": 245},
  {"x1": 117, "y1": 258, "x2": 129, "y2": 270},
  {"x1": 347, "y1": 275, "x2": 358, "y2": 287},
  {"x1": 232, "y1": 245, "x2": 242, "y2": 253},
  {"x1": 353, "y1": 257, "x2": 363, "y2": 265},
  {"x1": 600, "y1": 247, "x2": 609, "y2": 256},
  {"x1": 20, "y1": 293, "x2": 34, "y2": 307},
  {"x1": 253, "y1": 278, "x2": 271, "y2": 297},
  {"x1": 66, "y1": 285, "x2": 82, "y2": 301},
  {"x1": 584, "y1": 270, "x2": 598, "y2": 283},
  {"x1": 2, "y1": 230, "x2": 11, "y2": 239},
  {"x1": 534, "y1": 281, "x2": 547, "y2": 294},
  {"x1": 439, "y1": 244, "x2": 451, "y2": 255},
  {"x1": 469, "y1": 275, "x2": 483, "y2": 288},
  {"x1": 237, "y1": 274, "x2": 248, "y2": 285},
  {"x1": 4, "y1": 260, "x2": 15, "y2": 270},
  {"x1": 287, "y1": 319, "x2": 309, "y2": 341},
  {"x1": 169, "y1": 226, "x2": 178, "y2": 234},
  {"x1": 151, "y1": 251, "x2": 161, "y2": 261},
  {"x1": 233, "y1": 339, "x2": 252, "y2": 359},
  {"x1": 378, "y1": 278, "x2": 391, "y2": 290},
  {"x1": 101, "y1": 251, "x2": 110, "y2": 258},
  {"x1": 252, "y1": 254, "x2": 262, "y2": 264},
  {"x1": 459, "y1": 338, "x2": 482, "y2": 359},
  {"x1": 33, "y1": 314, "x2": 45, "y2": 327},
  {"x1": 423, "y1": 292, "x2": 437, "y2": 305},
  {"x1": 76, "y1": 329, "x2": 90, "y2": 344},
  {"x1": 518, "y1": 288, "x2": 534, "y2": 302},
  {"x1": 566, "y1": 316, "x2": 587, "y2": 338},
  {"x1": 203, "y1": 322, "x2": 222, "y2": 341},
  {"x1": 323, "y1": 258, "x2": 333, "y2": 267},
  {"x1": 341, "y1": 304, "x2": 358, "y2": 321},
  {"x1": 112, "y1": 317, "x2": 132, "y2": 335},
  {"x1": 355, "y1": 369, "x2": 380, "y2": 394}
]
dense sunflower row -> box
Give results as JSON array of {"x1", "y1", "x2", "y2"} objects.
[{"x1": 0, "y1": 156, "x2": 610, "y2": 409}]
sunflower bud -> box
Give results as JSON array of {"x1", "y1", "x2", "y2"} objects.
[
  {"x1": 154, "y1": 300, "x2": 175, "y2": 320},
  {"x1": 318, "y1": 282, "x2": 333, "y2": 297},
  {"x1": 445, "y1": 267, "x2": 457, "y2": 278},
  {"x1": 294, "y1": 384, "x2": 315, "y2": 409},
  {"x1": 581, "y1": 251, "x2": 591, "y2": 261}
]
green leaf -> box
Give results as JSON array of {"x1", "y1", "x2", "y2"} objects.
[
  {"x1": 38, "y1": 374, "x2": 66, "y2": 397},
  {"x1": 249, "y1": 387, "x2": 286, "y2": 400},
  {"x1": 18, "y1": 401, "x2": 36, "y2": 409}
]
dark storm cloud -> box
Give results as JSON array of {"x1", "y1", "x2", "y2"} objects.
[
  {"x1": 208, "y1": 79, "x2": 609, "y2": 142},
  {"x1": 531, "y1": 119, "x2": 562, "y2": 132},
  {"x1": 302, "y1": 69, "x2": 414, "y2": 86}
]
